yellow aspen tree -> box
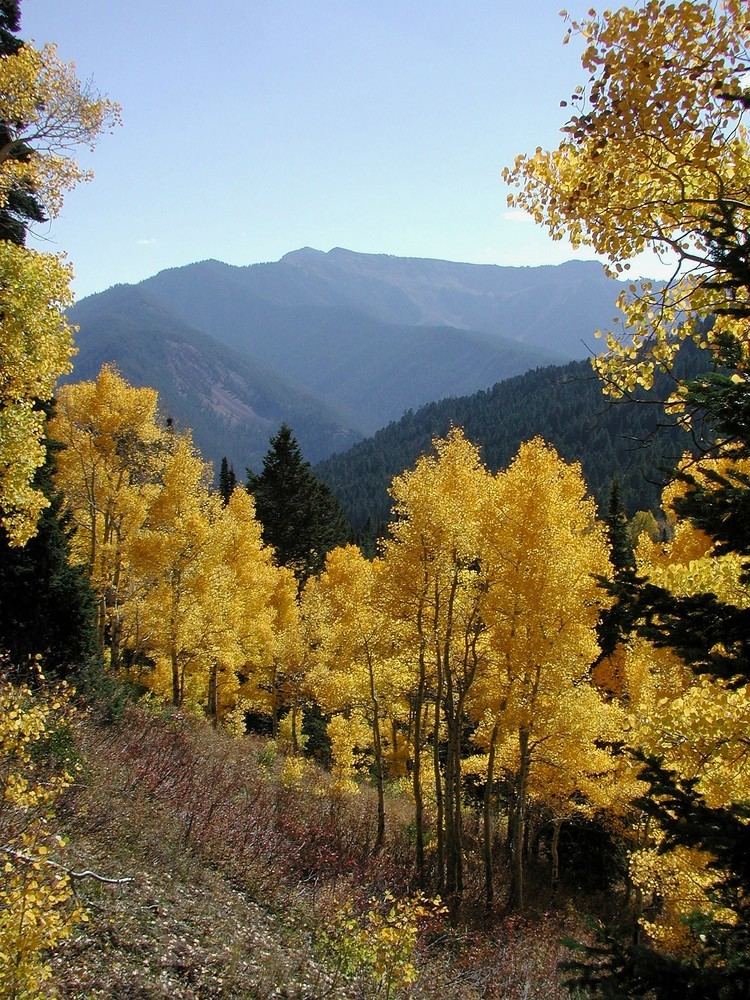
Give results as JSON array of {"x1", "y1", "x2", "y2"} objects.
[
  {"x1": 0, "y1": 43, "x2": 119, "y2": 545},
  {"x1": 50, "y1": 366, "x2": 167, "y2": 666},
  {"x1": 381, "y1": 429, "x2": 493, "y2": 894},
  {"x1": 504, "y1": 1, "x2": 750, "y2": 394},
  {"x1": 126, "y1": 434, "x2": 218, "y2": 709},
  {"x1": 210, "y1": 487, "x2": 278, "y2": 725},
  {"x1": 0, "y1": 245, "x2": 74, "y2": 546},
  {"x1": 616, "y1": 473, "x2": 750, "y2": 952},
  {"x1": 478, "y1": 683, "x2": 633, "y2": 893},
  {"x1": 305, "y1": 545, "x2": 407, "y2": 849},
  {"x1": 472, "y1": 438, "x2": 612, "y2": 909},
  {"x1": 261, "y1": 567, "x2": 308, "y2": 744},
  {"x1": 0, "y1": 676, "x2": 83, "y2": 998}
]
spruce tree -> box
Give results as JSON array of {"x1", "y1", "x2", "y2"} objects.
[
  {"x1": 218, "y1": 456, "x2": 237, "y2": 505},
  {"x1": 0, "y1": 4, "x2": 97, "y2": 681},
  {"x1": 595, "y1": 480, "x2": 642, "y2": 665},
  {"x1": 248, "y1": 424, "x2": 349, "y2": 582},
  {"x1": 0, "y1": 409, "x2": 97, "y2": 680},
  {"x1": 0, "y1": 1, "x2": 46, "y2": 245}
]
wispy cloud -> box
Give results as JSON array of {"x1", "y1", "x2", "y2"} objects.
[
  {"x1": 136, "y1": 237, "x2": 157, "y2": 246},
  {"x1": 502, "y1": 209, "x2": 533, "y2": 224}
]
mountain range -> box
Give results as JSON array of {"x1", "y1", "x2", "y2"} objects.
[
  {"x1": 67, "y1": 248, "x2": 628, "y2": 470},
  {"x1": 316, "y1": 344, "x2": 710, "y2": 542}
]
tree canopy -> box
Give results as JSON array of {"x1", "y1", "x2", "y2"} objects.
[
  {"x1": 248, "y1": 424, "x2": 350, "y2": 583},
  {"x1": 507, "y1": 1, "x2": 750, "y2": 991},
  {"x1": 0, "y1": 13, "x2": 119, "y2": 545}
]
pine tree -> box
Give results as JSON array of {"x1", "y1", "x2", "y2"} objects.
[
  {"x1": 248, "y1": 424, "x2": 349, "y2": 582},
  {"x1": 0, "y1": 405, "x2": 97, "y2": 680},
  {"x1": 218, "y1": 456, "x2": 237, "y2": 505},
  {"x1": 594, "y1": 481, "x2": 643, "y2": 668},
  {"x1": 0, "y1": 1, "x2": 46, "y2": 246}
]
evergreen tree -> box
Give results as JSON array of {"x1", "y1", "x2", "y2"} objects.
[
  {"x1": 218, "y1": 456, "x2": 237, "y2": 505},
  {"x1": 248, "y1": 424, "x2": 350, "y2": 582},
  {"x1": 595, "y1": 481, "x2": 643, "y2": 667},
  {"x1": 0, "y1": 1, "x2": 46, "y2": 245},
  {"x1": 0, "y1": 409, "x2": 97, "y2": 680}
]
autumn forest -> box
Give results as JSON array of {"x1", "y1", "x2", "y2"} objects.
[{"x1": 2, "y1": 2, "x2": 750, "y2": 998}]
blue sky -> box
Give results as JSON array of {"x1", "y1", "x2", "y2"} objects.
[{"x1": 21, "y1": 1, "x2": 660, "y2": 299}]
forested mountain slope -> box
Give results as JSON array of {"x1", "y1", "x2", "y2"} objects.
[
  {"x1": 69, "y1": 251, "x2": 630, "y2": 465},
  {"x1": 141, "y1": 261, "x2": 558, "y2": 434},
  {"x1": 67, "y1": 286, "x2": 360, "y2": 469},
  {"x1": 273, "y1": 247, "x2": 625, "y2": 358},
  {"x1": 316, "y1": 347, "x2": 709, "y2": 536}
]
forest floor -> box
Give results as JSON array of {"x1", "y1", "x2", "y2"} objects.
[{"x1": 49, "y1": 703, "x2": 586, "y2": 999}]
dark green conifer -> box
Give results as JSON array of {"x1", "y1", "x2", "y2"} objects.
[
  {"x1": 248, "y1": 424, "x2": 349, "y2": 582},
  {"x1": 0, "y1": 410, "x2": 98, "y2": 681},
  {"x1": 218, "y1": 456, "x2": 237, "y2": 505},
  {"x1": 594, "y1": 481, "x2": 644, "y2": 668}
]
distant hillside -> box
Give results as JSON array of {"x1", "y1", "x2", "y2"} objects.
[
  {"x1": 315, "y1": 346, "x2": 711, "y2": 538},
  {"x1": 67, "y1": 287, "x2": 360, "y2": 471},
  {"x1": 69, "y1": 250, "x2": 631, "y2": 470},
  {"x1": 274, "y1": 248, "x2": 625, "y2": 359}
]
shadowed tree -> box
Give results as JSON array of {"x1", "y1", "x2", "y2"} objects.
[{"x1": 248, "y1": 424, "x2": 349, "y2": 583}]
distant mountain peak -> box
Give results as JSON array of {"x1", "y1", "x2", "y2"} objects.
[
  {"x1": 280, "y1": 247, "x2": 326, "y2": 264},
  {"x1": 70, "y1": 251, "x2": 631, "y2": 475}
]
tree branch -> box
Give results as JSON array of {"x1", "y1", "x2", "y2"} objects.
[{"x1": 0, "y1": 845, "x2": 135, "y2": 885}]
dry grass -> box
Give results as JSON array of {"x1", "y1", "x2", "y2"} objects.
[{"x1": 49, "y1": 704, "x2": 582, "y2": 998}]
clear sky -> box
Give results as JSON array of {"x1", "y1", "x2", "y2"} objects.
[{"x1": 20, "y1": 1, "x2": 661, "y2": 299}]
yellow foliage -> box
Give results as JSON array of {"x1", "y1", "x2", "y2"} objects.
[
  {"x1": 320, "y1": 892, "x2": 444, "y2": 998},
  {"x1": 0, "y1": 43, "x2": 118, "y2": 546},
  {"x1": 53, "y1": 368, "x2": 285, "y2": 723},
  {"x1": 0, "y1": 43, "x2": 119, "y2": 215},
  {"x1": 0, "y1": 244, "x2": 75, "y2": 545},
  {"x1": 0, "y1": 678, "x2": 82, "y2": 998},
  {"x1": 504, "y1": 1, "x2": 750, "y2": 395},
  {"x1": 631, "y1": 843, "x2": 736, "y2": 954}
]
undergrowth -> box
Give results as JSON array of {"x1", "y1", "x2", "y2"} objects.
[{"x1": 49, "y1": 703, "x2": 582, "y2": 998}]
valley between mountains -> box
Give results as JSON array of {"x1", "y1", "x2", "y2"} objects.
[{"x1": 68, "y1": 248, "x2": 628, "y2": 473}]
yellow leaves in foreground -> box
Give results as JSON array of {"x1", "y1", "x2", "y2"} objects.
[
  {"x1": 505, "y1": 1, "x2": 750, "y2": 396},
  {"x1": 319, "y1": 892, "x2": 445, "y2": 999},
  {"x1": 0, "y1": 244, "x2": 75, "y2": 544},
  {"x1": 0, "y1": 40, "x2": 119, "y2": 545},
  {"x1": 0, "y1": 43, "x2": 120, "y2": 218},
  {"x1": 0, "y1": 678, "x2": 82, "y2": 998}
]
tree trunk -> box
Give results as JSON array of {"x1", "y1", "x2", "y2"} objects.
[
  {"x1": 290, "y1": 702, "x2": 299, "y2": 753},
  {"x1": 171, "y1": 647, "x2": 180, "y2": 707},
  {"x1": 453, "y1": 719, "x2": 464, "y2": 897},
  {"x1": 509, "y1": 726, "x2": 530, "y2": 910},
  {"x1": 367, "y1": 649, "x2": 386, "y2": 851},
  {"x1": 412, "y1": 678, "x2": 426, "y2": 884},
  {"x1": 483, "y1": 719, "x2": 500, "y2": 907},
  {"x1": 412, "y1": 589, "x2": 429, "y2": 885},
  {"x1": 207, "y1": 662, "x2": 218, "y2": 725},
  {"x1": 271, "y1": 663, "x2": 279, "y2": 739},
  {"x1": 433, "y1": 651, "x2": 445, "y2": 892},
  {"x1": 551, "y1": 816, "x2": 562, "y2": 890}
]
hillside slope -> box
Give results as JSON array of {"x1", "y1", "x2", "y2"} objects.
[
  {"x1": 138, "y1": 257, "x2": 563, "y2": 433},
  {"x1": 68, "y1": 286, "x2": 360, "y2": 470},
  {"x1": 69, "y1": 251, "x2": 629, "y2": 469},
  {"x1": 316, "y1": 347, "x2": 710, "y2": 536},
  {"x1": 275, "y1": 247, "x2": 625, "y2": 358}
]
